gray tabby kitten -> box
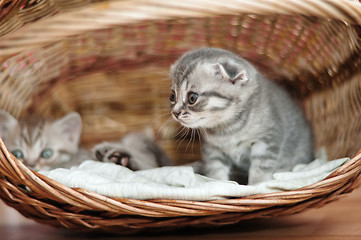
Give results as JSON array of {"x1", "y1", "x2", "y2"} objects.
[
  {"x1": 0, "y1": 110, "x2": 91, "y2": 171},
  {"x1": 170, "y1": 48, "x2": 313, "y2": 185}
]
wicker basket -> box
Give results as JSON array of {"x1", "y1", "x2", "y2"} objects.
[{"x1": 1, "y1": 0, "x2": 361, "y2": 234}]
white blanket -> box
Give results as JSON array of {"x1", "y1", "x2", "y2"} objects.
[{"x1": 40, "y1": 157, "x2": 349, "y2": 201}]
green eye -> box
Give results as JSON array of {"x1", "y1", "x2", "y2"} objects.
[
  {"x1": 170, "y1": 90, "x2": 176, "y2": 103},
  {"x1": 188, "y1": 92, "x2": 198, "y2": 105},
  {"x1": 11, "y1": 150, "x2": 24, "y2": 159},
  {"x1": 41, "y1": 149, "x2": 53, "y2": 159}
]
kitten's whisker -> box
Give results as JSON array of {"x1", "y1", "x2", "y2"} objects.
[
  {"x1": 191, "y1": 129, "x2": 195, "y2": 151},
  {"x1": 155, "y1": 117, "x2": 174, "y2": 139},
  {"x1": 148, "y1": 70, "x2": 174, "y2": 82},
  {"x1": 156, "y1": 116, "x2": 173, "y2": 129},
  {"x1": 148, "y1": 110, "x2": 173, "y2": 136},
  {"x1": 167, "y1": 72, "x2": 174, "y2": 80},
  {"x1": 185, "y1": 128, "x2": 195, "y2": 152},
  {"x1": 175, "y1": 126, "x2": 187, "y2": 139},
  {"x1": 181, "y1": 128, "x2": 190, "y2": 142},
  {"x1": 196, "y1": 128, "x2": 202, "y2": 148},
  {"x1": 149, "y1": 112, "x2": 172, "y2": 124},
  {"x1": 200, "y1": 127, "x2": 209, "y2": 142},
  {"x1": 191, "y1": 129, "x2": 195, "y2": 152},
  {"x1": 175, "y1": 127, "x2": 186, "y2": 143},
  {"x1": 176, "y1": 127, "x2": 189, "y2": 151}
]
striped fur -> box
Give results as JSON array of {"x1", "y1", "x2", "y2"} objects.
[
  {"x1": 0, "y1": 111, "x2": 90, "y2": 171},
  {"x1": 170, "y1": 48, "x2": 313, "y2": 185}
]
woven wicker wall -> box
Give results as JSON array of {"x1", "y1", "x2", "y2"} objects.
[
  {"x1": 1, "y1": 1, "x2": 361, "y2": 161},
  {"x1": 0, "y1": 0, "x2": 361, "y2": 233}
]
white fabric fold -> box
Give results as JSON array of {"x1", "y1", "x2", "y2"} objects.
[{"x1": 40, "y1": 157, "x2": 349, "y2": 201}]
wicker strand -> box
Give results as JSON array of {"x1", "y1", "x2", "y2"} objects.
[{"x1": 1, "y1": 0, "x2": 361, "y2": 56}]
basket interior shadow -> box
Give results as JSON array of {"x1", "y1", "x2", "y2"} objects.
[{"x1": 0, "y1": 0, "x2": 361, "y2": 234}]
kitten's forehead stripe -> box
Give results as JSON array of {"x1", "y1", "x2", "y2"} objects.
[
  {"x1": 210, "y1": 104, "x2": 231, "y2": 112},
  {"x1": 18, "y1": 117, "x2": 48, "y2": 147},
  {"x1": 20, "y1": 130, "x2": 31, "y2": 146},
  {"x1": 181, "y1": 81, "x2": 188, "y2": 91},
  {"x1": 201, "y1": 91, "x2": 233, "y2": 101},
  {"x1": 175, "y1": 63, "x2": 197, "y2": 86}
]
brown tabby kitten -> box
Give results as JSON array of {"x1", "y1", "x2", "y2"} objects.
[
  {"x1": 0, "y1": 110, "x2": 90, "y2": 171},
  {"x1": 0, "y1": 110, "x2": 171, "y2": 171}
]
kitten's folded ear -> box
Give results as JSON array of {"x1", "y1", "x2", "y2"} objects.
[
  {"x1": 0, "y1": 110, "x2": 18, "y2": 138},
  {"x1": 53, "y1": 112, "x2": 82, "y2": 146},
  {"x1": 212, "y1": 62, "x2": 248, "y2": 85}
]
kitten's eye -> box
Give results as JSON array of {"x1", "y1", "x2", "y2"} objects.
[
  {"x1": 11, "y1": 150, "x2": 24, "y2": 159},
  {"x1": 41, "y1": 148, "x2": 53, "y2": 159},
  {"x1": 187, "y1": 92, "x2": 198, "y2": 105},
  {"x1": 170, "y1": 90, "x2": 176, "y2": 103}
]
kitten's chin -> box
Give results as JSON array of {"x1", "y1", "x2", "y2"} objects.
[
  {"x1": 177, "y1": 119, "x2": 212, "y2": 129},
  {"x1": 175, "y1": 119, "x2": 199, "y2": 129},
  {"x1": 186, "y1": 121, "x2": 225, "y2": 130},
  {"x1": 174, "y1": 115, "x2": 219, "y2": 129}
]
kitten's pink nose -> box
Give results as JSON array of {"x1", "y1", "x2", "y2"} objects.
[{"x1": 173, "y1": 111, "x2": 181, "y2": 119}]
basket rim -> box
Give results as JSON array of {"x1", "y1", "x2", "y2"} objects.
[
  {"x1": 0, "y1": 137, "x2": 360, "y2": 218},
  {"x1": 1, "y1": 0, "x2": 361, "y2": 56}
]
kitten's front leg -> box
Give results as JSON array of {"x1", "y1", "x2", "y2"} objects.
[
  {"x1": 248, "y1": 142, "x2": 278, "y2": 185},
  {"x1": 203, "y1": 158, "x2": 230, "y2": 180},
  {"x1": 202, "y1": 146, "x2": 230, "y2": 180}
]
